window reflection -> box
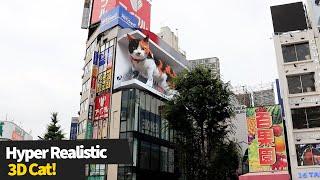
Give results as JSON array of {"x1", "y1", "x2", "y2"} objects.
[
  {"x1": 287, "y1": 73, "x2": 315, "y2": 94},
  {"x1": 282, "y1": 42, "x2": 311, "y2": 63},
  {"x1": 291, "y1": 106, "x2": 320, "y2": 129}
]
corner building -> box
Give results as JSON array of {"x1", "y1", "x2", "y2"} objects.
[{"x1": 77, "y1": 2, "x2": 188, "y2": 180}]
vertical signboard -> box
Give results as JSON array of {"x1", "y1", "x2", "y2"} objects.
[
  {"x1": 70, "y1": 117, "x2": 78, "y2": 140},
  {"x1": 247, "y1": 105, "x2": 288, "y2": 172},
  {"x1": 94, "y1": 93, "x2": 111, "y2": 120}
]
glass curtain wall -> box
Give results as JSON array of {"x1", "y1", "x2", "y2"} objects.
[{"x1": 118, "y1": 89, "x2": 177, "y2": 180}]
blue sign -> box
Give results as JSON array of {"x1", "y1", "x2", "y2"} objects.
[
  {"x1": 276, "y1": 79, "x2": 285, "y2": 117},
  {"x1": 99, "y1": 53, "x2": 106, "y2": 66},
  {"x1": 298, "y1": 171, "x2": 320, "y2": 179},
  {"x1": 69, "y1": 122, "x2": 78, "y2": 140},
  {"x1": 93, "y1": 51, "x2": 99, "y2": 65},
  {"x1": 99, "y1": 5, "x2": 138, "y2": 33}
]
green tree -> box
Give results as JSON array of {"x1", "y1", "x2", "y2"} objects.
[
  {"x1": 44, "y1": 112, "x2": 65, "y2": 140},
  {"x1": 164, "y1": 67, "x2": 240, "y2": 180}
]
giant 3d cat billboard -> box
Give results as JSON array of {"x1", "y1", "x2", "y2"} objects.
[{"x1": 114, "y1": 33, "x2": 177, "y2": 97}]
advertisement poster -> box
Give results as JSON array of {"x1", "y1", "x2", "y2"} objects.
[
  {"x1": 94, "y1": 93, "x2": 111, "y2": 120},
  {"x1": 91, "y1": 0, "x2": 118, "y2": 25},
  {"x1": 97, "y1": 68, "x2": 112, "y2": 93},
  {"x1": 247, "y1": 105, "x2": 288, "y2": 172},
  {"x1": 296, "y1": 143, "x2": 320, "y2": 166},
  {"x1": 114, "y1": 34, "x2": 178, "y2": 97},
  {"x1": 90, "y1": 0, "x2": 151, "y2": 30}
]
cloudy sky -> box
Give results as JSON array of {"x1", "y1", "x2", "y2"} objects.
[{"x1": 0, "y1": 0, "x2": 302, "y2": 138}]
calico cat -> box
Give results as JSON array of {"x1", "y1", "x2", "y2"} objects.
[{"x1": 127, "y1": 34, "x2": 176, "y2": 95}]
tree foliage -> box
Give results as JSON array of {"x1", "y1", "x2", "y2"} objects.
[
  {"x1": 164, "y1": 67, "x2": 240, "y2": 180},
  {"x1": 44, "y1": 112, "x2": 65, "y2": 140}
]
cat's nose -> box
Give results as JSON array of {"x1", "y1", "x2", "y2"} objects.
[{"x1": 136, "y1": 52, "x2": 141, "y2": 56}]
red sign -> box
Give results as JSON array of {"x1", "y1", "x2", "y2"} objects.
[
  {"x1": 257, "y1": 129, "x2": 274, "y2": 147},
  {"x1": 259, "y1": 148, "x2": 276, "y2": 165},
  {"x1": 94, "y1": 93, "x2": 111, "y2": 120},
  {"x1": 255, "y1": 109, "x2": 276, "y2": 166},
  {"x1": 256, "y1": 111, "x2": 272, "y2": 128},
  {"x1": 91, "y1": 0, "x2": 151, "y2": 30}
]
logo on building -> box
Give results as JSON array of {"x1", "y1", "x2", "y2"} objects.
[{"x1": 130, "y1": 0, "x2": 143, "y2": 12}]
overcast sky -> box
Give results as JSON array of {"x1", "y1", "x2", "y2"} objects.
[{"x1": 0, "y1": 0, "x2": 302, "y2": 138}]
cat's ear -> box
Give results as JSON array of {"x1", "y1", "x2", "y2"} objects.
[
  {"x1": 127, "y1": 34, "x2": 135, "y2": 41},
  {"x1": 143, "y1": 36, "x2": 149, "y2": 43}
]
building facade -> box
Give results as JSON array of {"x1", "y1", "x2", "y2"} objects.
[
  {"x1": 77, "y1": 1, "x2": 189, "y2": 179},
  {"x1": 157, "y1": 26, "x2": 186, "y2": 58},
  {"x1": 157, "y1": 26, "x2": 179, "y2": 52},
  {"x1": 252, "y1": 88, "x2": 275, "y2": 107},
  {"x1": 188, "y1": 57, "x2": 220, "y2": 78},
  {"x1": 272, "y1": 1, "x2": 320, "y2": 179},
  {"x1": 0, "y1": 121, "x2": 32, "y2": 141}
]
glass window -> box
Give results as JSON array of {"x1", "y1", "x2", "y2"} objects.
[
  {"x1": 287, "y1": 73, "x2": 315, "y2": 94},
  {"x1": 291, "y1": 108, "x2": 307, "y2": 129},
  {"x1": 150, "y1": 144, "x2": 160, "y2": 171},
  {"x1": 139, "y1": 92, "x2": 146, "y2": 110},
  {"x1": 160, "y1": 146, "x2": 168, "y2": 172},
  {"x1": 139, "y1": 141, "x2": 151, "y2": 169},
  {"x1": 121, "y1": 90, "x2": 129, "y2": 121},
  {"x1": 127, "y1": 90, "x2": 136, "y2": 131},
  {"x1": 301, "y1": 73, "x2": 315, "y2": 93},
  {"x1": 296, "y1": 143, "x2": 320, "y2": 166},
  {"x1": 161, "y1": 119, "x2": 169, "y2": 140},
  {"x1": 292, "y1": 106, "x2": 320, "y2": 129},
  {"x1": 80, "y1": 99, "x2": 89, "y2": 114},
  {"x1": 306, "y1": 107, "x2": 320, "y2": 128},
  {"x1": 282, "y1": 44, "x2": 296, "y2": 63},
  {"x1": 170, "y1": 129, "x2": 175, "y2": 142},
  {"x1": 85, "y1": 43, "x2": 95, "y2": 61},
  {"x1": 83, "y1": 60, "x2": 92, "y2": 77},
  {"x1": 120, "y1": 121, "x2": 127, "y2": 132},
  {"x1": 168, "y1": 149, "x2": 174, "y2": 173},
  {"x1": 287, "y1": 75, "x2": 302, "y2": 94},
  {"x1": 146, "y1": 94, "x2": 151, "y2": 111},
  {"x1": 82, "y1": 79, "x2": 91, "y2": 94},
  {"x1": 282, "y1": 42, "x2": 311, "y2": 63},
  {"x1": 296, "y1": 43, "x2": 311, "y2": 61}
]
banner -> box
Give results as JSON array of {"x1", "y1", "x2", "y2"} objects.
[
  {"x1": 247, "y1": 105, "x2": 288, "y2": 172},
  {"x1": 0, "y1": 140, "x2": 132, "y2": 179}
]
